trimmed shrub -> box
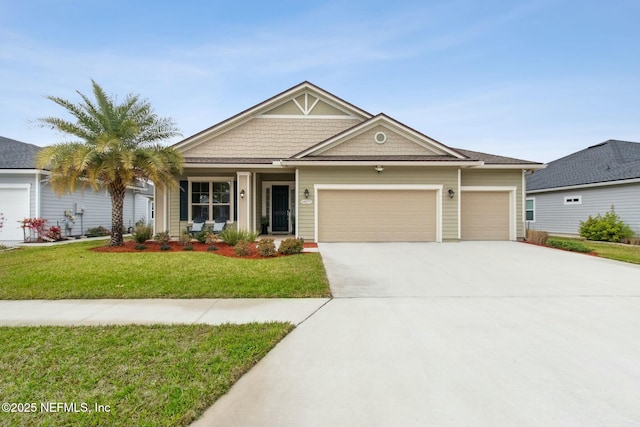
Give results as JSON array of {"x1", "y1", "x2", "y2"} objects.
[
  {"x1": 220, "y1": 228, "x2": 259, "y2": 246},
  {"x1": 207, "y1": 245, "x2": 218, "y2": 251},
  {"x1": 526, "y1": 229, "x2": 549, "y2": 245},
  {"x1": 205, "y1": 232, "x2": 219, "y2": 246},
  {"x1": 44, "y1": 226, "x2": 62, "y2": 241},
  {"x1": 86, "y1": 226, "x2": 111, "y2": 237},
  {"x1": 132, "y1": 224, "x2": 153, "y2": 243},
  {"x1": 579, "y1": 205, "x2": 634, "y2": 242},
  {"x1": 179, "y1": 232, "x2": 193, "y2": 249},
  {"x1": 160, "y1": 244, "x2": 171, "y2": 251},
  {"x1": 135, "y1": 244, "x2": 147, "y2": 250},
  {"x1": 257, "y1": 238, "x2": 277, "y2": 257},
  {"x1": 233, "y1": 240, "x2": 253, "y2": 256},
  {"x1": 154, "y1": 230, "x2": 171, "y2": 245},
  {"x1": 195, "y1": 230, "x2": 208, "y2": 244},
  {"x1": 547, "y1": 239, "x2": 592, "y2": 253},
  {"x1": 277, "y1": 238, "x2": 304, "y2": 255}
]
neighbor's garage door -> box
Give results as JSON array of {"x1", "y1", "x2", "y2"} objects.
[
  {"x1": 317, "y1": 189, "x2": 436, "y2": 242},
  {"x1": 461, "y1": 191, "x2": 510, "y2": 240},
  {"x1": 0, "y1": 186, "x2": 30, "y2": 240}
]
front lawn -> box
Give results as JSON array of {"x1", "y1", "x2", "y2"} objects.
[
  {"x1": 548, "y1": 237, "x2": 640, "y2": 265},
  {"x1": 0, "y1": 323, "x2": 293, "y2": 427},
  {"x1": 0, "y1": 240, "x2": 330, "y2": 299}
]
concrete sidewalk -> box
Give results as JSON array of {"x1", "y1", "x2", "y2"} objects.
[{"x1": 0, "y1": 298, "x2": 330, "y2": 326}]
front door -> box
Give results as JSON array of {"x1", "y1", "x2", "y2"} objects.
[{"x1": 272, "y1": 185, "x2": 289, "y2": 232}]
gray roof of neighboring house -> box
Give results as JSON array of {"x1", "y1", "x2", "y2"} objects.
[
  {"x1": 0, "y1": 136, "x2": 42, "y2": 169},
  {"x1": 527, "y1": 140, "x2": 640, "y2": 191}
]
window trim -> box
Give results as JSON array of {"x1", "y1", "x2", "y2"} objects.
[
  {"x1": 525, "y1": 197, "x2": 535, "y2": 222},
  {"x1": 187, "y1": 177, "x2": 235, "y2": 223},
  {"x1": 564, "y1": 195, "x2": 582, "y2": 205}
]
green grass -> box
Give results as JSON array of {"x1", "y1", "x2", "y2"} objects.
[
  {"x1": 548, "y1": 237, "x2": 640, "y2": 265},
  {"x1": 0, "y1": 240, "x2": 330, "y2": 299},
  {"x1": 0, "y1": 323, "x2": 293, "y2": 427}
]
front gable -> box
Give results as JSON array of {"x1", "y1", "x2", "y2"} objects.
[
  {"x1": 175, "y1": 82, "x2": 371, "y2": 160},
  {"x1": 294, "y1": 114, "x2": 467, "y2": 159},
  {"x1": 262, "y1": 92, "x2": 352, "y2": 117}
]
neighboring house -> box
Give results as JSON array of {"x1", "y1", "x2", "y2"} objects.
[
  {"x1": 526, "y1": 140, "x2": 640, "y2": 236},
  {"x1": 0, "y1": 136, "x2": 155, "y2": 241},
  {"x1": 155, "y1": 82, "x2": 544, "y2": 242}
]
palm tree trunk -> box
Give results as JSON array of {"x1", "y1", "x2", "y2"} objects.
[{"x1": 109, "y1": 185, "x2": 127, "y2": 246}]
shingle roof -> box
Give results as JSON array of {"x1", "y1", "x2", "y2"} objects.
[
  {"x1": 453, "y1": 148, "x2": 542, "y2": 165},
  {"x1": 527, "y1": 140, "x2": 640, "y2": 191},
  {"x1": 0, "y1": 136, "x2": 42, "y2": 169}
]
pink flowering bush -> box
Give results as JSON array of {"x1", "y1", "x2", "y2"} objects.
[{"x1": 20, "y1": 218, "x2": 48, "y2": 242}]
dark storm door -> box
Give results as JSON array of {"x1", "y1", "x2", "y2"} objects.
[{"x1": 272, "y1": 185, "x2": 289, "y2": 232}]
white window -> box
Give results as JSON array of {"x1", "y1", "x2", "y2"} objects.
[
  {"x1": 564, "y1": 195, "x2": 582, "y2": 205},
  {"x1": 525, "y1": 198, "x2": 535, "y2": 221},
  {"x1": 190, "y1": 180, "x2": 233, "y2": 222}
]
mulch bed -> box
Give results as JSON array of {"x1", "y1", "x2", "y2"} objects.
[{"x1": 91, "y1": 240, "x2": 317, "y2": 259}]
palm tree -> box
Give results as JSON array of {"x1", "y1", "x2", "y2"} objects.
[{"x1": 36, "y1": 80, "x2": 183, "y2": 246}]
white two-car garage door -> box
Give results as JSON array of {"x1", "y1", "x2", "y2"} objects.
[
  {"x1": 0, "y1": 185, "x2": 30, "y2": 240},
  {"x1": 460, "y1": 191, "x2": 511, "y2": 240},
  {"x1": 317, "y1": 189, "x2": 437, "y2": 242}
]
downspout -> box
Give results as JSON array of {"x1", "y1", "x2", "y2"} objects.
[
  {"x1": 295, "y1": 168, "x2": 299, "y2": 238},
  {"x1": 35, "y1": 171, "x2": 41, "y2": 217},
  {"x1": 521, "y1": 170, "x2": 527, "y2": 240}
]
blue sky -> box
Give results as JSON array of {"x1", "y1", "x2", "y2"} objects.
[{"x1": 1, "y1": 0, "x2": 639, "y2": 162}]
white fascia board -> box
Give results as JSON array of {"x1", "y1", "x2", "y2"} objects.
[
  {"x1": 186, "y1": 163, "x2": 288, "y2": 169},
  {"x1": 0, "y1": 169, "x2": 48, "y2": 175},
  {"x1": 469, "y1": 164, "x2": 546, "y2": 170},
  {"x1": 278, "y1": 160, "x2": 483, "y2": 167},
  {"x1": 527, "y1": 177, "x2": 640, "y2": 194}
]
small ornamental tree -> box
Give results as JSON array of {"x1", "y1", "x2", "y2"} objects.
[{"x1": 579, "y1": 205, "x2": 634, "y2": 242}]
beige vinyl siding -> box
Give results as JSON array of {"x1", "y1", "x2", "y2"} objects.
[
  {"x1": 318, "y1": 189, "x2": 436, "y2": 241},
  {"x1": 182, "y1": 118, "x2": 362, "y2": 159},
  {"x1": 461, "y1": 192, "x2": 510, "y2": 240},
  {"x1": 317, "y1": 125, "x2": 441, "y2": 156},
  {"x1": 461, "y1": 169, "x2": 525, "y2": 239},
  {"x1": 297, "y1": 167, "x2": 458, "y2": 241}
]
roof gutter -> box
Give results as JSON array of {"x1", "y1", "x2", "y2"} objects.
[
  {"x1": 470, "y1": 164, "x2": 547, "y2": 170},
  {"x1": 185, "y1": 163, "x2": 288, "y2": 169},
  {"x1": 275, "y1": 160, "x2": 484, "y2": 167}
]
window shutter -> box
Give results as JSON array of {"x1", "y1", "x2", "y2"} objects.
[
  {"x1": 179, "y1": 180, "x2": 188, "y2": 221},
  {"x1": 233, "y1": 180, "x2": 238, "y2": 222}
]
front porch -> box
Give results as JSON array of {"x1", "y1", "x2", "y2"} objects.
[{"x1": 157, "y1": 170, "x2": 298, "y2": 238}]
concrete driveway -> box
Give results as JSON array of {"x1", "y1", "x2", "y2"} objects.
[{"x1": 193, "y1": 242, "x2": 640, "y2": 427}]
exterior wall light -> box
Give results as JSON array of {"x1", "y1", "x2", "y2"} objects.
[
  {"x1": 448, "y1": 188, "x2": 455, "y2": 199},
  {"x1": 374, "y1": 165, "x2": 384, "y2": 173},
  {"x1": 304, "y1": 188, "x2": 310, "y2": 199},
  {"x1": 240, "y1": 189, "x2": 245, "y2": 198}
]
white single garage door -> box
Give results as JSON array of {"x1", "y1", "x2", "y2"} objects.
[
  {"x1": 0, "y1": 185, "x2": 30, "y2": 240},
  {"x1": 461, "y1": 191, "x2": 510, "y2": 240},
  {"x1": 317, "y1": 189, "x2": 437, "y2": 242}
]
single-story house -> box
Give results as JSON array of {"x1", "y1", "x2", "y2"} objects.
[
  {"x1": 526, "y1": 139, "x2": 640, "y2": 236},
  {"x1": 0, "y1": 136, "x2": 155, "y2": 241},
  {"x1": 156, "y1": 82, "x2": 544, "y2": 242}
]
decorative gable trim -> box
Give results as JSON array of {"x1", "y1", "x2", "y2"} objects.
[
  {"x1": 173, "y1": 82, "x2": 372, "y2": 152},
  {"x1": 292, "y1": 114, "x2": 467, "y2": 159}
]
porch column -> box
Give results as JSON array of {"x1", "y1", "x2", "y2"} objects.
[{"x1": 236, "y1": 172, "x2": 252, "y2": 231}]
